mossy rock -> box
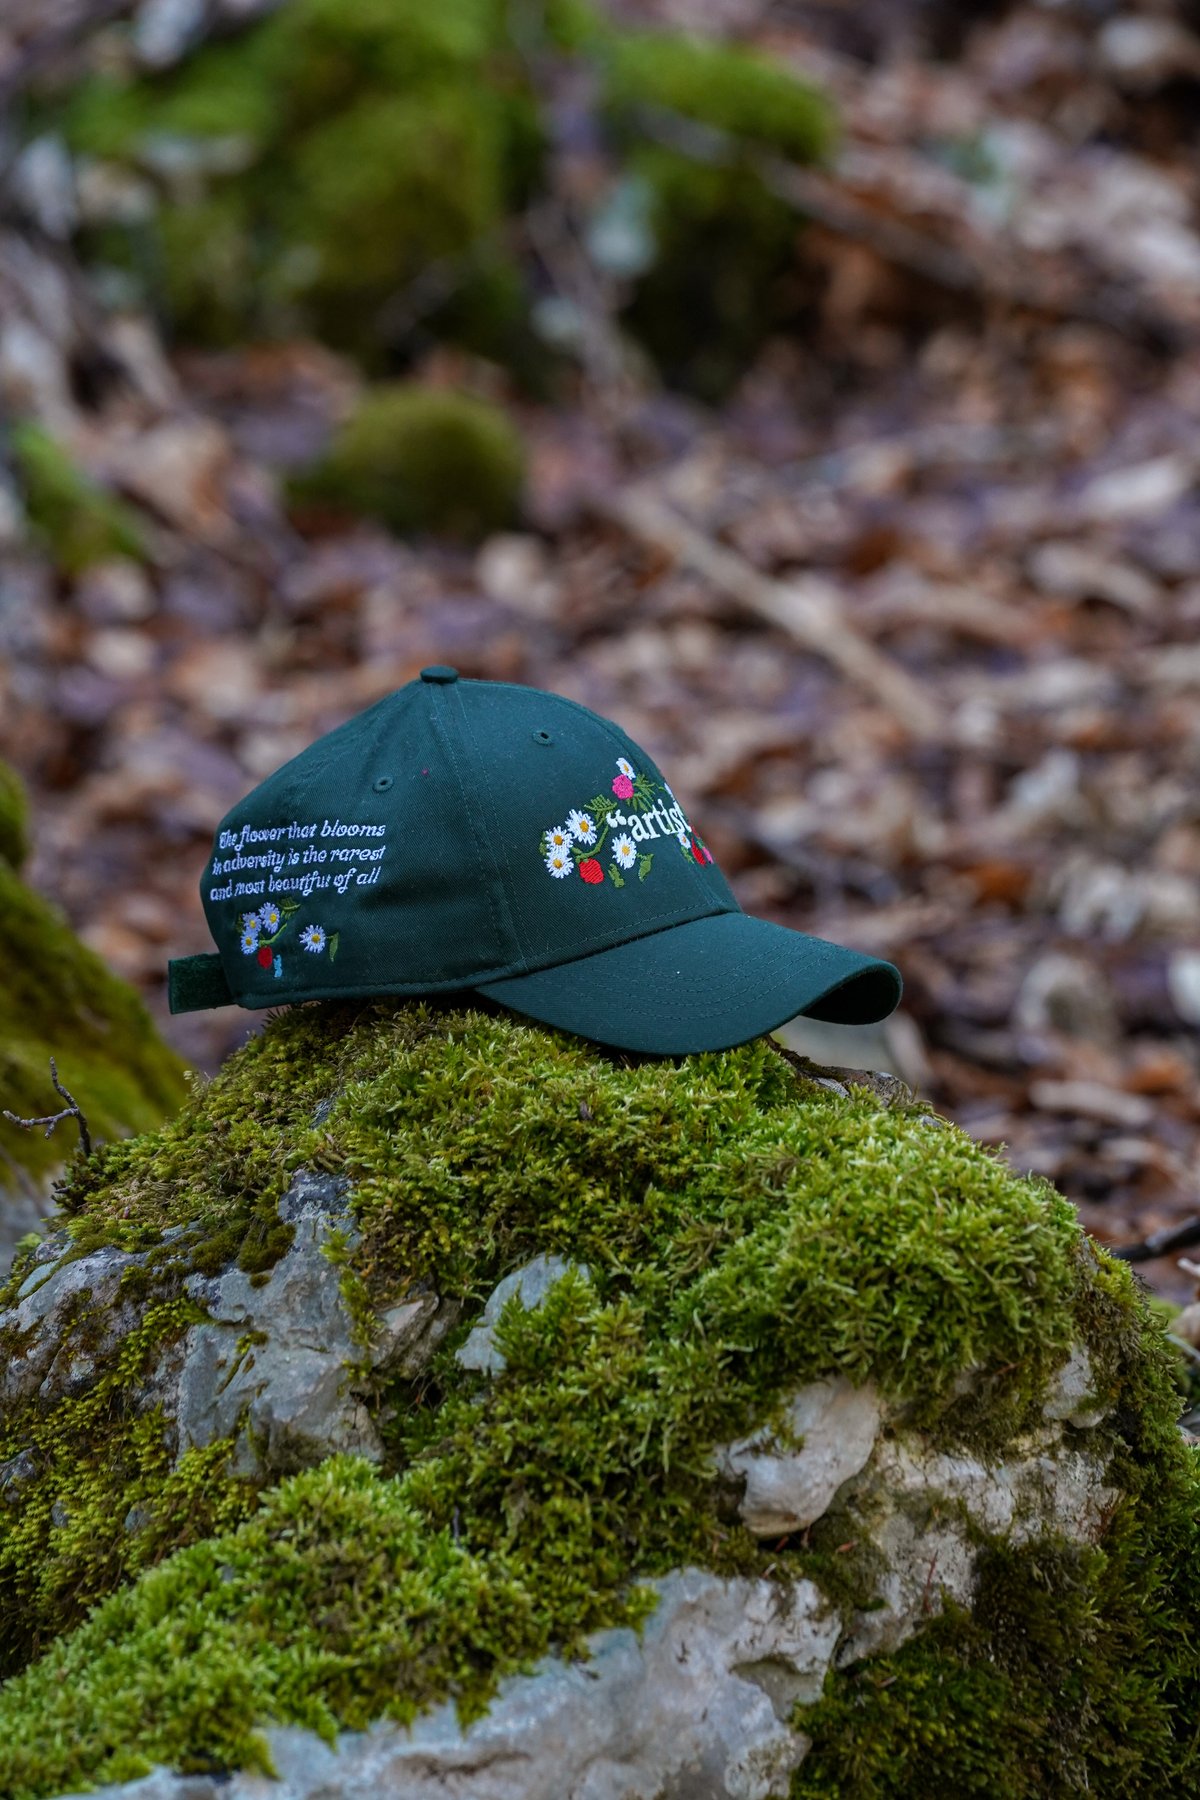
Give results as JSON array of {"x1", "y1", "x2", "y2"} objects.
[
  {"x1": 10, "y1": 424, "x2": 147, "y2": 578},
  {"x1": 290, "y1": 384, "x2": 525, "y2": 540},
  {"x1": 0, "y1": 761, "x2": 31, "y2": 872},
  {"x1": 0, "y1": 844, "x2": 188, "y2": 1247},
  {"x1": 43, "y1": 1, "x2": 832, "y2": 391},
  {"x1": 0, "y1": 1001, "x2": 1196, "y2": 1797}
]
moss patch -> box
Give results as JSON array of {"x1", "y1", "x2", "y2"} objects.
[
  {"x1": 0, "y1": 860, "x2": 187, "y2": 1188},
  {"x1": 290, "y1": 383, "x2": 525, "y2": 540},
  {"x1": 10, "y1": 423, "x2": 148, "y2": 578},
  {"x1": 0, "y1": 1001, "x2": 1195, "y2": 1793},
  {"x1": 0, "y1": 761, "x2": 31, "y2": 873}
]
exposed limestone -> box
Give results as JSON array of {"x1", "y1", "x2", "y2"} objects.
[
  {"x1": 716, "y1": 1377, "x2": 882, "y2": 1538},
  {"x1": 0, "y1": 1169, "x2": 455, "y2": 1482}
]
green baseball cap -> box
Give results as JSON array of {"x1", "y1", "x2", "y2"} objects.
[{"x1": 168, "y1": 668, "x2": 901, "y2": 1054}]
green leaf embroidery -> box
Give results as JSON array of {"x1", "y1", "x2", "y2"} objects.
[
  {"x1": 281, "y1": 899, "x2": 301, "y2": 915},
  {"x1": 328, "y1": 932, "x2": 339, "y2": 965},
  {"x1": 638, "y1": 854, "x2": 653, "y2": 881},
  {"x1": 608, "y1": 864, "x2": 625, "y2": 888}
]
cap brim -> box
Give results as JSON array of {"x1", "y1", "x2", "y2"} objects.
[{"x1": 475, "y1": 912, "x2": 902, "y2": 1056}]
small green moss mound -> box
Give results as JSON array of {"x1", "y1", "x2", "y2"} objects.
[
  {"x1": 10, "y1": 423, "x2": 147, "y2": 577},
  {"x1": 0, "y1": 1002, "x2": 1196, "y2": 1795},
  {"x1": 0, "y1": 762, "x2": 31, "y2": 872},
  {"x1": 291, "y1": 384, "x2": 524, "y2": 539},
  {"x1": 0, "y1": 861, "x2": 188, "y2": 1187}
]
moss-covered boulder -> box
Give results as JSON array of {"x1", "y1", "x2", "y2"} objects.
[
  {"x1": 0, "y1": 768, "x2": 188, "y2": 1269},
  {"x1": 290, "y1": 384, "x2": 525, "y2": 540},
  {"x1": 39, "y1": 0, "x2": 832, "y2": 394},
  {"x1": 0, "y1": 1001, "x2": 1196, "y2": 1797}
]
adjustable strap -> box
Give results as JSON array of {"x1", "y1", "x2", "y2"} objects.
[{"x1": 168, "y1": 953, "x2": 236, "y2": 1013}]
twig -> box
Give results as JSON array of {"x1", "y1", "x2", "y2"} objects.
[
  {"x1": 598, "y1": 485, "x2": 942, "y2": 740},
  {"x1": 1109, "y1": 1217, "x2": 1200, "y2": 1263},
  {"x1": 3, "y1": 1057, "x2": 92, "y2": 1159}
]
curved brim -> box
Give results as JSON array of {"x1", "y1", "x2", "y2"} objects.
[{"x1": 475, "y1": 912, "x2": 902, "y2": 1056}]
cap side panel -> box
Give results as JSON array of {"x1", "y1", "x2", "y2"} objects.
[
  {"x1": 425, "y1": 679, "x2": 521, "y2": 972},
  {"x1": 443, "y1": 679, "x2": 529, "y2": 964}
]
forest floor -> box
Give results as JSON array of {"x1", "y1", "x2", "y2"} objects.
[{"x1": 2, "y1": 0, "x2": 1200, "y2": 1297}]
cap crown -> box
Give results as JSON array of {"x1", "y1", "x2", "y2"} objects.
[{"x1": 201, "y1": 675, "x2": 738, "y2": 1005}]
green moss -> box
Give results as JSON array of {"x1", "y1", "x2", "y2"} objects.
[
  {"x1": 291, "y1": 384, "x2": 524, "y2": 539},
  {"x1": 0, "y1": 762, "x2": 31, "y2": 872},
  {"x1": 10, "y1": 424, "x2": 147, "y2": 577},
  {"x1": 56, "y1": 0, "x2": 538, "y2": 355},
  {"x1": 0, "y1": 1300, "x2": 252, "y2": 1675},
  {"x1": 604, "y1": 29, "x2": 835, "y2": 164},
  {"x1": 0, "y1": 1001, "x2": 1195, "y2": 1795},
  {"x1": 0, "y1": 862, "x2": 188, "y2": 1186}
]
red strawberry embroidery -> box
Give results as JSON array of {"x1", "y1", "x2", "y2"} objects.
[
  {"x1": 691, "y1": 839, "x2": 704, "y2": 862},
  {"x1": 579, "y1": 858, "x2": 604, "y2": 885},
  {"x1": 256, "y1": 945, "x2": 273, "y2": 968},
  {"x1": 612, "y1": 774, "x2": 634, "y2": 800}
]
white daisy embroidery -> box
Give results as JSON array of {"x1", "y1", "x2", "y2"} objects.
[
  {"x1": 545, "y1": 847, "x2": 573, "y2": 877},
  {"x1": 240, "y1": 924, "x2": 260, "y2": 954},
  {"x1": 613, "y1": 834, "x2": 637, "y2": 870},
  {"x1": 545, "y1": 823, "x2": 572, "y2": 853},
  {"x1": 300, "y1": 924, "x2": 327, "y2": 953},
  {"x1": 566, "y1": 808, "x2": 597, "y2": 845},
  {"x1": 616, "y1": 757, "x2": 636, "y2": 780},
  {"x1": 258, "y1": 901, "x2": 281, "y2": 934}
]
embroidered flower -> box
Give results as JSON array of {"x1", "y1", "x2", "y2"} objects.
[
  {"x1": 613, "y1": 834, "x2": 637, "y2": 870},
  {"x1": 701, "y1": 845, "x2": 715, "y2": 863},
  {"x1": 612, "y1": 774, "x2": 634, "y2": 800},
  {"x1": 240, "y1": 924, "x2": 260, "y2": 955},
  {"x1": 300, "y1": 924, "x2": 327, "y2": 953},
  {"x1": 545, "y1": 846, "x2": 573, "y2": 878},
  {"x1": 579, "y1": 858, "x2": 604, "y2": 885},
  {"x1": 256, "y1": 945, "x2": 273, "y2": 969},
  {"x1": 616, "y1": 757, "x2": 636, "y2": 779},
  {"x1": 545, "y1": 823, "x2": 572, "y2": 853},
  {"x1": 567, "y1": 808, "x2": 597, "y2": 845},
  {"x1": 258, "y1": 901, "x2": 281, "y2": 934}
]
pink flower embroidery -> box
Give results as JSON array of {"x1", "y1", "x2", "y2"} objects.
[{"x1": 612, "y1": 774, "x2": 634, "y2": 799}]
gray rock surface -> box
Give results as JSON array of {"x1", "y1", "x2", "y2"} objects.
[
  {"x1": 0, "y1": 1170, "x2": 456, "y2": 1479},
  {"x1": 60, "y1": 1568, "x2": 839, "y2": 1800},
  {"x1": 456, "y1": 1254, "x2": 589, "y2": 1376},
  {"x1": 716, "y1": 1377, "x2": 882, "y2": 1538}
]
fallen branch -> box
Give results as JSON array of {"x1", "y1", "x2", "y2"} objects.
[
  {"x1": 3, "y1": 1057, "x2": 92, "y2": 1159},
  {"x1": 598, "y1": 485, "x2": 942, "y2": 740},
  {"x1": 1109, "y1": 1217, "x2": 1200, "y2": 1263}
]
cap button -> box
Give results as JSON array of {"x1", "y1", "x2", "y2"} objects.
[{"x1": 420, "y1": 665, "x2": 459, "y2": 684}]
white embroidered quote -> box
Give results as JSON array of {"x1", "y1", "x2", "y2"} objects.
[{"x1": 208, "y1": 817, "x2": 388, "y2": 904}]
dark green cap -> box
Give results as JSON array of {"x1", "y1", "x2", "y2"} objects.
[{"x1": 168, "y1": 669, "x2": 901, "y2": 1054}]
